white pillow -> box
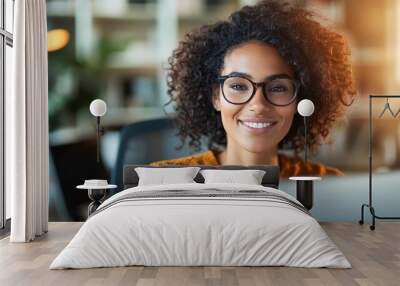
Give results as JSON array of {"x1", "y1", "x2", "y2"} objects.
[
  {"x1": 200, "y1": 169, "x2": 266, "y2": 185},
  {"x1": 135, "y1": 167, "x2": 201, "y2": 186}
]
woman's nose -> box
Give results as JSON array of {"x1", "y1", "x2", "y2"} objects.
[{"x1": 247, "y1": 86, "x2": 274, "y2": 111}]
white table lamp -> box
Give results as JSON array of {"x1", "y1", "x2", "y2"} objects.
[
  {"x1": 297, "y1": 99, "x2": 315, "y2": 165},
  {"x1": 89, "y1": 99, "x2": 107, "y2": 162}
]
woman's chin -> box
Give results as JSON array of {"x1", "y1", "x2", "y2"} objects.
[{"x1": 239, "y1": 142, "x2": 277, "y2": 155}]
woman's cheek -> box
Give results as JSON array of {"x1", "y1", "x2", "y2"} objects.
[{"x1": 220, "y1": 101, "x2": 242, "y2": 134}]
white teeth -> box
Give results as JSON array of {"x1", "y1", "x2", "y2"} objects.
[{"x1": 242, "y1": 121, "x2": 273, "y2": 129}]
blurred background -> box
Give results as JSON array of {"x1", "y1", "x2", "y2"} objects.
[{"x1": 45, "y1": 0, "x2": 400, "y2": 221}]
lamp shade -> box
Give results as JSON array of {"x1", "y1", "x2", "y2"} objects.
[
  {"x1": 89, "y1": 99, "x2": 107, "y2": 117},
  {"x1": 297, "y1": 99, "x2": 315, "y2": 117}
]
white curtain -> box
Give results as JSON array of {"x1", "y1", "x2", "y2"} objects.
[{"x1": 6, "y1": 0, "x2": 49, "y2": 242}]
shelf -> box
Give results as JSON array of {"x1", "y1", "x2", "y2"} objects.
[{"x1": 49, "y1": 106, "x2": 167, "y2": 146}]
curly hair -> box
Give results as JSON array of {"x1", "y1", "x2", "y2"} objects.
[{"x1": 166, "y1": 0, "x2": 356, "y2": 154}]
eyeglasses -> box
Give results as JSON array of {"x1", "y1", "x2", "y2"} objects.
[{"x1": 217, "y1": 74, "x2": 299, "y2": 106}]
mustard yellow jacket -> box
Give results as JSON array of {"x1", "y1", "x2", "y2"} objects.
[{"x1": 150, "y1": 150, "x2": 343, "y2": 178}]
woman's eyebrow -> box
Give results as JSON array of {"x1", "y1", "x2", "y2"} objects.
[
  {"x1": 265, "y1": 73, "x2": 293, "y2": 80},
  {"x1": 225, "y1": 71, "x2": 292, "y2": 80},
  {"x1": 226, "y1": 71, "x2": 253, "y2": 78}
]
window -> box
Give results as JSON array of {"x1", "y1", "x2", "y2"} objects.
[{"x1": 0, "y1": 0, "x2": 14, "y2": 231}]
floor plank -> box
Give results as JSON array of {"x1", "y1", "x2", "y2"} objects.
[{"x1": 0, "y1": 222, "x2": 399, "y2": 286}]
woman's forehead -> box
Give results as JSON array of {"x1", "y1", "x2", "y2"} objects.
[{"x1": 222, "y1": 41, "x2": 294, "y2": 80}]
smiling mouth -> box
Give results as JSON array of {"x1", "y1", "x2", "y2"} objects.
[{"x1": 238, "y1": 120, "x2": 278, "y2": 130}]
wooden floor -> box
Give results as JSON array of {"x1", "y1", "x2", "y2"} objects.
[{"x1": 0, "y1": 222, "x2": 399, "y2": 286}]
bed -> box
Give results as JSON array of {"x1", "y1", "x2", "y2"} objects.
[{"x1": 50, "y1": 165, "x2": 350, "y2": 269}]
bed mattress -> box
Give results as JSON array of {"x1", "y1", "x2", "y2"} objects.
[{"x1": 50, "y1": 183, "x2": 350, "y2": 269}]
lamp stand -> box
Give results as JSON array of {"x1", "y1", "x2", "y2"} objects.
[
  {"x1": 304, "y1": 116, "x2": 308, "y2": 165},
  {"x1": 96, "y1": 116, "x2": 101, "y2": 163}
]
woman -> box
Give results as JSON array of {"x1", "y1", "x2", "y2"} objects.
[{"x1": 151, "y1": 0, "x2": 356, "y2": 177}]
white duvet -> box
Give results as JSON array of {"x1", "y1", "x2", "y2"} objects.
[{"x1": 50, "y1": 183, "x2": 350, "y2": 269}]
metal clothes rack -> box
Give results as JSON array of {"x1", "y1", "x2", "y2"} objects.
[{"x1": 359, "y1": 95, "x2": 400, "y2": 230}]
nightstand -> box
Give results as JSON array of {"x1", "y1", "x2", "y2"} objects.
[
  {"x1": 289, "y1": 176, "x2": 321, "y2": 210},
  {"x1": 76, "y1": 181, "x2": 117, "y2": 216}
]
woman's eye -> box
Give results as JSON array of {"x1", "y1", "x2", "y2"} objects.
[
  {"x1": 269, "y1": 85, "x2": 288, "y2": 92},
  {"x1": 229, "y1": 84, "x2": 248, "y2": 91}
]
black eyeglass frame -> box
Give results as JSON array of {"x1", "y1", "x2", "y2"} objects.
[{"x1": 217, "y1": 74, "x2": 300, "y2": 106}]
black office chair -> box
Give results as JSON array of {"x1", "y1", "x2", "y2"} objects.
[
  {"x1": 111, "y1": 117, "x2": 206, "y2": 194},
  {"x1": 49, "y1": 152, "x2": 71, "y2": 221}
]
